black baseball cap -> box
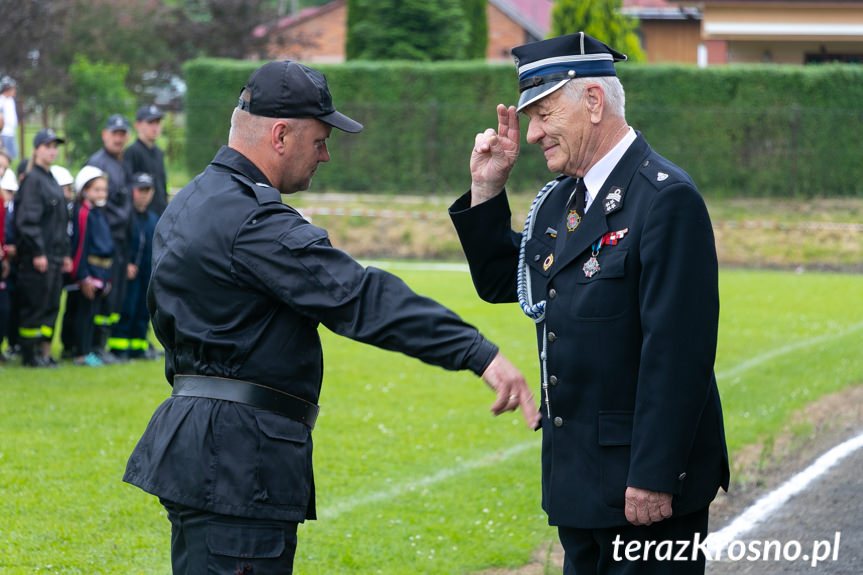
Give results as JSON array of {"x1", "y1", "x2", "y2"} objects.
[
  {"x1": 136, "y1": 105, "x2": 164, "y2": 122},
  {"x1": 105, "y1": 114, "x2": 131, "y2": 132},
  {"x1": 237, "y1": 60, "x2": 362, "y2": 133},
  {"x1": 132, "y1": 172, "x2": 154, "y2": 189},
  {"x1": 33, "y1": 128, "x2": 65, "y2": 148}
]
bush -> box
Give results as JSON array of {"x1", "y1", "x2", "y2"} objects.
[{"x1": 184, "y1": 59, "x2": 863, "y2": 197}]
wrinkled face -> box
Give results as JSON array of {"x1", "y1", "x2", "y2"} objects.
[
  {"x1": 34, "y1": 142, "x2": 60, "y2": 168},
  {"x1": 103, "y1": 129, "x2": 129, "y2": 157},
  {"x1": 278, "y1": 119, "x2": 332, "y2": 195},
  {"x1": 135, "y1": 119, "x2": 162, "y2": 145},
  {"x1": 85, "y1": 177, "x2": 108, "y2": 206},
  {"x1": 523, "y1": 87, "x2": 592, "y2": 177}
]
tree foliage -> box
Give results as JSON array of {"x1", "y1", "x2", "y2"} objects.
[
  {"x1": 65, "y1": 55, "x2": 134, "y2": 167},
  {"x1": 462, "y1": 0, "x2": 488, "y2": 60},
  {"x1": 550, "y1": 0, "x2": 645, "y2": 63},
  {"x1": 346, "y1": 0, "x2": 470, "y2": 61}
]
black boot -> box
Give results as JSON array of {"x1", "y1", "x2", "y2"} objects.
[{"x1": 20, "y1": 340, "x2": 45, "y2": 368}]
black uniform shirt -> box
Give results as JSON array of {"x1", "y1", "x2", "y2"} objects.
[
  {"x1": 123, "y1": 139, "x2": 167, "y2": 216},
  {"x1": 124, "y1": 146, "x2": 498, "y2": 521},
  {"x1": 86, "y1": 148, "x2": 133, "y2": 243},
  {"x1": 15, "y1": 164, "x2": 69, "y2": 259}
]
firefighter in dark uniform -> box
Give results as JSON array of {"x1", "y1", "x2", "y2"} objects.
[
  {"x1": 85, "y1": 113, "x2": 133, "y2": 362},
  {"x1": 14, "y1": 128, "x2": 72, "y2": 367},
  {"x1": 449, "y1": 33, "x2": 729, "y2": 574},
  {"x1": 123, "y1": 60, "x2": 540, "y2": 573}
]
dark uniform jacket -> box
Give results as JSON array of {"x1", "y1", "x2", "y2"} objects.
[
  {"x1": 86, "y1": 148, "x2": 133, "y2": 245},
  {"x1": 123, "y1": 139, "x2": 167, "y2": 216},
  {"x1": 124, "y1": 146, "x2": 498, "y2": 522},
  {"x1": 450, "y1": 133, "x2": 729, "y2": 529},
  {"x1": 68, "y1": 201, "x2": 114, "y2": 286},
  {"x1": 15, "y1": 165, "x2": 69, "y2": 260}
]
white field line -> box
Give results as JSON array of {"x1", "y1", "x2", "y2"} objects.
[
  {"x1": 716, "y1": 320, "x2": 863, "y2": 381},
  {"x1": 319, "y1": 439, "x2": 538, "y2": 520},
  {"x1": 705, "y1": 430, "x2": 863, "y2": 557}
]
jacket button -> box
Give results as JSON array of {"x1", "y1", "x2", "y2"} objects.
[
  {"x1": 547, "y1": 332, "x2": 557, "y2": 342},
  {"x1": 548, "y1": 288, "x2": 557, "y2": 299},
  {"x1": 534, "y1": 254, "x2": 541, "y2": 261},
  {"x1": 553, "y1": 417, "x2": 563, "y2": 427},
  {"x1": 678, "y1": 472, "x2": 687, "y2": 481},
  {"x1": 549, "y1": 375, "x2": 558, "y2": 386}
]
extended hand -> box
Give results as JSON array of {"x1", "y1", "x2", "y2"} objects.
[
  {"x1": 624, "y1": 487, "x2": 673, "y2": 526},
  {"x1": 481, "y1": 352, "x2": 541, "y2": 430},
  {"x1": 470, "y1": 104, "x2": 520, "y2": 206}
]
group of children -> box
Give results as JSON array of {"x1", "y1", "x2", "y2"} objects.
[{"x1": 0, "y1": 119, "x2": 160, "y2": 368}]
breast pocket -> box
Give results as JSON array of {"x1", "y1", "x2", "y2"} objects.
[{"x1": 573, "y1": 248, "x2": 630, "y2": 320}]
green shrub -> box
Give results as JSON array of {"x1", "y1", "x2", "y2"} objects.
[{"x1": 184, "y1": 59, "x2": 863, "y2": 197}]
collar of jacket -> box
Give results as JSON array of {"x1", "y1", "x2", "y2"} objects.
[{"x1": 546, "y1": 133, "x2": 651, "y2": 280}]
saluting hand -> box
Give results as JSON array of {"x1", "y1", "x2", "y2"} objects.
[
  {"x1": 482, "y1": 352, "x2": 541, "y2": 430},
  {"x1": 470, "y1": 104, "x2": 520, "y2": 206}
]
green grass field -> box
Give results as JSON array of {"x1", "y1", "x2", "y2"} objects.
[{"x1": 1, "y1": 266, "x2": 862, "y2": 574}]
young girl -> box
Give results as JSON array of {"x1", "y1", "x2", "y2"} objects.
[{"x1": 67, "y1": 166, "x2": 114, "y2": 367}]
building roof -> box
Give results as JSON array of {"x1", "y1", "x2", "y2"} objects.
[
  {"x1": 489, "y1": 0, "x2": 553, "y2": 39},
  {"x1": 622, "y1": 0, "x2": 701, "y2": 20},
  {"x1": 253, "y1": 0, "x2": 346, "y2": 38}
]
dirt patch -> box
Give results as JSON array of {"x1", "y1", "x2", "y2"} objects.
[{"x1": 470, "y1": 384, "x2": 863, "y2": 575}]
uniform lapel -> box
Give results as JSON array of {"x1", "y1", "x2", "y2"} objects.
[{"x1": 547, "y1": 133, "x2": 651, "y2": 281}]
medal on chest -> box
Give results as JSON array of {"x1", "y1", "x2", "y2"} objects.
[{"x1": 583, "y1": 228, "x2": 629, "y2": 278}]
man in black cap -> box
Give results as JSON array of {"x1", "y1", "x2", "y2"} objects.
[
  {"x1": 124, "y1": 105, "x2": 168, "y2": 216},
  {"x1": 14, "y1": 128, "x2": 71, "y2": 367},
  {"x1": 123, "y1": 60, "x2": 540, "y2": 573},
  {"x1": 450, "y1": 32, "x2": 729, "y2": 574},
  {"x1": 85, "y1": 113, "x2": 133, "y2": 363}
]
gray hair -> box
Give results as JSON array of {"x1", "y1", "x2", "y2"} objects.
[
  {"x1": 229, "y1": 88, "x2": 302, "y2": 148},
  {"x1": 563, "y1": 76, "x2": 626, "y2": 118}
]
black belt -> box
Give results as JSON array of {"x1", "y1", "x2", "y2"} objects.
[{"x1": 172, "y1": 375, "x2": 319, "y2": 430}]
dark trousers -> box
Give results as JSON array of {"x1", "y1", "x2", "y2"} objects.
[
  {"x1": 66, "y1": 290, "x2": 100, "y2": 356},
  {"x1": 559, "y1": 507, "x2": 709, "y2": 575},
  {"x1": 161, "y1": 499, "x2": 299, "y2": 575},
  {"x1": 16, "y1": 258, "x2": 63, "y2": 341}
]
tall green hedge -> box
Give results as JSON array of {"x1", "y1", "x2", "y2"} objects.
[{"x1": 184, "y1": 59, "x2": 863, "y2": 197}]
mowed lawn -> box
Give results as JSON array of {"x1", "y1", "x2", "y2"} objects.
[{"x1": 0, "y1": 266, "x2": 861, "y2": 574}]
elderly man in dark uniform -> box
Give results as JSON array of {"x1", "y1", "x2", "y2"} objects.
[
  {"x1": 123, "y1": 60, "x2": 540, "y2": 573},
  {"x1": 449, "y1": 33, "x2": 730, "y2": 574}
]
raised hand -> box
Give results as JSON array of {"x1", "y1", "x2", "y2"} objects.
[{"x1": 470, "y1": 104, "x2": 520, "y2": 206}]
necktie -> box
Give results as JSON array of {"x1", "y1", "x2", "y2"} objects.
[{"x1": 566, "y1": 178, "x2": 587, "y2": 232}]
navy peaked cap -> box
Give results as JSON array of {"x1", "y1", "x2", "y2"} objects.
[{"x1": 511, "y1": 32, "x2": 627, "y2": 112}]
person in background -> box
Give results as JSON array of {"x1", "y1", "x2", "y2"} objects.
[
  {"x1": 14, "y1": 129, "x2": 72, "y2": 367},
  {"x1": 0, "y1": 77, "x2": 18, "y2": 160},
  {"x1": 66, "y1": 166, "x2": 114, "y2": 367},
  {"x1": 111, "y1": 172, "x2": 157, "y2": 360},
  {"x1": 124, "y1": 105, "x2": 167, "y2": 216},
  {"x1": 87, "y1": 113, "x2": 133, "y2": 363},
  {"x1": 0, "y1": 150, "x2": 13, "y2": 361},
  {"x1": 50, "y1": 165, "x2": 76, "y2": 206},
  {"x1": 449, "y1": 32, "x2": 728, "y2": 574},
  {"x1": 1, "y1": 150, "x2": 20, "y2": 359}
]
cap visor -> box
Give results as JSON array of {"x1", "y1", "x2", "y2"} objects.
[
  {"x1": 516, "y1": 79, "x2": 572, "y2": 113},
  {"x1": 319, "y1": 110, "x2": 363, "y2": 133}
]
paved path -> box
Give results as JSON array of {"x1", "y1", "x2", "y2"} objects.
[{"x1": 706, "y1": 432, "x2": 863, "y2": 574}]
